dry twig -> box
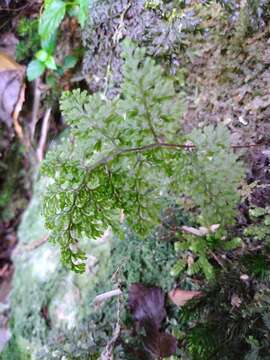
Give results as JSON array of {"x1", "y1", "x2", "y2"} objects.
[
  {"x1": 94, "y1": 288, "x2": 122, "y2": 305},
  {"x1": 13, "y1": 235, "x2": 49, "y2": 256},
  {"x1": 30, "y1": 78, "x2": 42, "y2": 140},
  {"x1": 99, "y1": 294, "x2": 122, "y2": 360},
  {"x1": 36, "y1": 107, "x2": 51, "y2": 162}
]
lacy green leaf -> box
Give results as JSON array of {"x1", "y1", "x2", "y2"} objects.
[{"x1": 42, "y1": 40, "x2": 243, "y2": 272}]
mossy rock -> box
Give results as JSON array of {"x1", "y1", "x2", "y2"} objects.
[{"x1": 2, "y1": 176, "x2": 111, "y2": 359}]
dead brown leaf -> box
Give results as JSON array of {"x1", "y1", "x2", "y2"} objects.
[
  {"x1": 168, "y1": 289, "x2": 203, "y2": 307},
  {"x1": 0, "y1": 52, "x2": 25, "y2": 128},
  {"x1": 181, "y1": 224, "x2": 220, "y2": 237}
]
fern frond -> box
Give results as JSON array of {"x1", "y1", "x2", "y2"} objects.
[{"x1": 42, "y1": 40, "x2": 244, "y2": 272}]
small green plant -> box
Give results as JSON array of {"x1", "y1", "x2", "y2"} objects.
[
  {"x1": 172, "y1": 232, "x2": 242, "y2": 280},
  {"x1": 26, "y1": 0, "x2": 88, "y2": 81},
  {"x1": 0, "y1": 140, "x2": 26, "y2": 222},
  {"x1": 1, "y1": 336, "x2": 31, "y2": 360},
  {"x1": 171, "y1": 269, "x2": 270, "y2": 359},
  {"x1": 16, "y1": 18, "x2": 40, "y2": 62},
  {"x1": 241, "y1": 253, "x2": 269, "y2": 279},
  {"x1": 42, "y1": 40, "x2": 244, "y2": 273},
  {"x1": 144, "y1": 0, "x2": 162, "y2": 11},
  {"x1": 244, "y1": 206, "x2": 270, "y2": 242},
  {"x1": 108, "y1": 228, "x2": 177, "y2": 291}
]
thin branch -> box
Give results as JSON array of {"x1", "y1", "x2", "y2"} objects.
[
  {"x1": 142, "y1": 96, "x2": 160, "y2": 142},
  {"x1": 13, "y1": 235, "x2": 49, "y2": 256},
  {"x1": 70, "y1": 75, "x2": 85, "y2": 83},
  {"x1": 84, "y1": 142, "x2": 191, "y2": 171},
  {"x1": 30, "y1": 78, "x2": 42, "y2": 140},
  {"x1": 94, "y1": 288, "x2": 123, "y2": 305},
  {"x1": 99, "y1": 291, "x2": 122, "y2": 360},
  {"x1": 99, "y1": 323, "x2": 121, "y2": 360},
  {"x1": 84, "y1": 141, "x2": 262, "y2": 173},
  {"x1": 230, "y1": 143, "x2": 263, "y2": 149},
  {"x1": 37, "y1": 108, "x2": 51, "y2": 162},
  {"x1": 24, "y1": 235, "x2": 49, "y2": 251},
  {"x1": 209, "y1": 250, "x2": 225, "y2": 269},
  {"x1": 112, "y1": 2, "x2": 131, "y2": 44}
]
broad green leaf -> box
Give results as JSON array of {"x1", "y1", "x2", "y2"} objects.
[
  {"x1": 249, "y1": 207, "x2": 267, "y2": 218},
  {"x1": 41, "y1": 32, "x2": 57, "y2": 54},
  {"x1": 46, "y1": 74, "x2": 57, "y2": 87},
  {"x1": 76, "y1": 0, "x2": 89, "y2": 27},
  {"x1": 223, "y1": 237, "x2": 242, "y2": 251},
  {"x1": 67, "y1": 4, "x2": 79, "y2": 18},
  {"x1": 56, "y1": 67, "x2": 64, "y2": 76},
  {"x1": 35, "y1": 49, "x2": 48, "y2": 62},
  {"x1": 63, "y1": 55, "x2": 78, "y2": 70},
  {"x1": 39, "y1": 0, "x2": 66, "y2": 40},
  {"x1": 45, "y1": 55, "x2": 57, "y2": 70},
  {"x1": 27, "y1": 60, "x2": 46, "y2": 81},
  {"x1": 44, "y1": 0, "x2": 54, "y2": 7}
]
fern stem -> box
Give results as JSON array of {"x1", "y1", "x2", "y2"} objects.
[{"x1": 84, "y1": 141, "x2": 260, "y2": 173}]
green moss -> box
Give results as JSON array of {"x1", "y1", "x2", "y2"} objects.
[
  {"x1": 108, "y1": 229, "x2": 177, "y2": 291},
  {"x1": 9, "y1": 175, "x2": 112, "y2": 358},
  {"x1": 16, "y1": 18, "x2": 40, "y2": 62},
  {"x1": 1, "y1": 336, "x2": 31, "y2": 360},
  {"x1": 0, "y1": 140, "x2": 26, "y2": 222}
]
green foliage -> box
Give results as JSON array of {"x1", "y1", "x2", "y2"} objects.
[
  {"x1": 16, "y1": 18, "x2": 40, "y2": 62},
  {"x1": 42, "y1": 40, "x2": 244, "y2": 273},
  {"x1": 176, "y1": 124, "x2": 244, "y2": 227},
  {"x1": 39, "y1": 0, "x2": 66, "y2": 42},
  {"x1": 0, "y1": 139, "x2": 26, "y2": 222},
  {"x1": 186, "y1": 325, "x2": 218, "y2": 359},
  {"x1": 27, "y1": 48, "x2": 58, "y2": 81},
  {"x1": 63, "y1": 55, "x2": 78, "y2": 70},
  {"x1": 174, "y1": 232, "x2": 242, "y2": 280},
  {"x1": 1, "y1": 336, "x2": 31, "y2": 360},
  {"x1": 108, "y1": 228, "x2": 177, "y2": 291},
  {"x1": 35, "y1": 296, "x2": 118, "y2": 360},
  {"x1": 27, "y1": 60, "x2": 46, "y2": 81},
  {"x1": 242, "y1": 254, "x2": 269, "y2": 279},
  {"x1": 244, "y1": 206, "x2": 270, "y2": 242},
  {"x1": 170, "y1": 269, "x2": 270, "y2": 359},
  {"x1": 26, "y1": 0, "x2": 88, "y2": 81},
  {"x1": 42, "y1": 40, "x2": 182, "y2": 271},
  {"x1": 76, "y1": 0, "x2": 89, "y2": 27},
  {"x1": 10, "y1": 263, "x2": 64, "y2": 344}
]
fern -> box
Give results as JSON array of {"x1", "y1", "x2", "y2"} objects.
[
  {"x1": 174, "y1": 232, "x2": 242, "y2": 280},
  {"x1": 244, "y1": 207, "x2": 270, "y2": 243},
  {"x1": 177, "y1": 124, "x2": 244, "y2": 227},
  {"x1": 187, "y1": 325, "x2": 218, "y2": 359},
  {"x1": 42, "y1": 40, "x2": 244, "y2": 272}
]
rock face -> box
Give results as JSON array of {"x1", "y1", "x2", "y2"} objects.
[
  {"x1": 83, "y1": 0, "x2": 199, "y2": 97},
  {"x1": 4, "y1": 176, "x2": 111, "y2": 359}
]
